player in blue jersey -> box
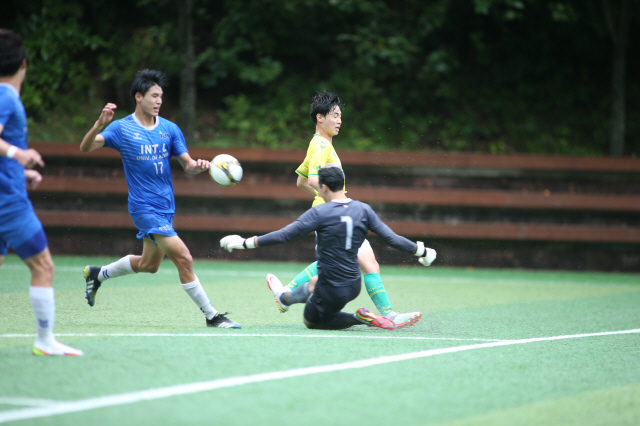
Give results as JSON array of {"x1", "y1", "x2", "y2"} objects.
[
  {"x1": 79, "y1": 69, "x2": 240, "y2": 328},
  {"x1": 220, "y1": 167, "x2": 436, "y2": 330},
  {"x1": 0, "y1": 29, "x2": 83, "y2": 356}
]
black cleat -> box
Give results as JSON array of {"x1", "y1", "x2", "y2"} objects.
[
  {"x1": 206, "y1": 312, "x2": 241, "y2": 329},
  {"x1": 84, "y1": 265, "x2": 101, "y2": 307}
]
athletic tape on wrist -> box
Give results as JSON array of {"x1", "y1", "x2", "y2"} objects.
[
  {"x1": 5, "y1": 145, "x2": 18, "y2": 159},
  {"x1": 245, "y1": 237, "x2": 257, "y2": 249}
]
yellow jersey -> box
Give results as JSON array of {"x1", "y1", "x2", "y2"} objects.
[{"x1": 295, "y1": 134, "x2": 343, "y2": 207}]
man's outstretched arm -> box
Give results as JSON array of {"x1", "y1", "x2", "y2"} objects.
[
  {"x1": 80, "y1": 103, "x2": 116, "y2": 153},
  {"x1": 367, "y1": 208, "x2": 436, "y2": 266},
  {"x1": 176, "y1": 153, "x2": 211, "y2": 175},
  {"x1": 220, "y1": 209, "x2": 319, "y2": 252}
]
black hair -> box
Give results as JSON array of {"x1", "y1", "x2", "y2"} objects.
[
  {"x1": 130, "y1": 69, "x2": 168, "y2": 101},
  {"x1": 0, "y1": 29, "x2": 27, "y2": 77},
  {"x1": 319, "y1": 167, "x2": 345, "y2": 192},
  {"x1": 310, "y1": 90, "x2": 344, "y2": 125}
]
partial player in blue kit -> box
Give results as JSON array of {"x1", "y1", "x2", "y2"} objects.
[
  {"x1": 79, "y1": 69, "x2": 240, "y2": 328},
  {"x1": 220, "y1": 167, "x2": 436, "y2": 330},
  {"x1": 0, "y1": 29, "x2": 83, "y2": 356}
]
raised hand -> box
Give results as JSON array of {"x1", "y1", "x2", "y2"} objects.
[{"x1": 97, "y1": 103, "x2": 117, "y2": 128}]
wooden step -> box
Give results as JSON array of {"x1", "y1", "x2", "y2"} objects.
[
  {"x1": 36, "y1": 210, "x2": 640, "y2": 243},
  {"x1": 30, "y1": 142, "x2": 640, "y2": 172},
  {"x1": 31, "y1": 175, "x2": 640, "y2": 212}
]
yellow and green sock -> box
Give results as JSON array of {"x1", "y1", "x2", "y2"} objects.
[
  {"x1": 286, "y1": 261, "x2": 318, "y2": 290},
  {"x1": 364, "y1": 272, "x2": 393, "y2": 316}
]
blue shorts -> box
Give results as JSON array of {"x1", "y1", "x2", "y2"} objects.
[
  {"x1": 130, "y1": 212, "x2": 178, "y2": 245},
  {"x1": 0, "y1": 208, "x2": 48, "y2": 259}
]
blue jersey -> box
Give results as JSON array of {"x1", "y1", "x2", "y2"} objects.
[
  {"x1": 100, "y1": 114, "x2": 188, "y2": 214},
  {"x1": 258, "y1": 199, "x2": 417, "y2": 287},
  {"x1": 0, "y1": 83, "x2": 31, "y2": 215}
]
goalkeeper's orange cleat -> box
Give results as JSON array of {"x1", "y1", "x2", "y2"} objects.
[{"x1": 356, "y1": 308, "x2": 397, "y2": 330}]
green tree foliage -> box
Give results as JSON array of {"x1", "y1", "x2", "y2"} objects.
[
  {"x1": 4, "y1": 0, "x2": 639, "y2": 155},
  {"x1": 11, "y1": 1, "x2": 103, "y2": 118}
]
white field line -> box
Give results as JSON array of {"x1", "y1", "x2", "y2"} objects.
[
  {"x1": 0, "y1": 328, "x2": 638, "y2": 424},
  {"x1": 1, "y1": 264, "x2": 625, "y2": 287},
  {"x1": 0, "y1": 333, "x2": 505, "y2": 342},
  {"x1": 0, "y1": 398, "x2": 61, "y2": 407}
]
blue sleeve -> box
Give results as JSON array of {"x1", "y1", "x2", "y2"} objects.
[
  {"x1": 365, "y1": 205, "x2": 417, "y2": 254},
  {"x1": 257, "y1": 208, "x2": 319, "y2": 247},
  {"x1": 100, "y1": 121, "x2": 122, "y2": 150},
  {"x1": 0, "y1": 95, "x2": 15, "y2": 127},
  {"x1": 170, "y1": 123, "x2": 188, "y2": 158}
]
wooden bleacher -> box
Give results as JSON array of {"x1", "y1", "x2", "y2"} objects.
[
  {"x1": 28, "y1": 142, "x2": 640, "y2": 246},
  {"x1": 34, "y1": 175, "x2": 640, "y2": 212}
]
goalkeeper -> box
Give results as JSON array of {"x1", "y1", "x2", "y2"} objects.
[
  {"x1": 287, "y1": 91, "x2": 422, "y2": 328},
  {"x1": 220, "y1": 167, "x2": 436, "y2": 330}
]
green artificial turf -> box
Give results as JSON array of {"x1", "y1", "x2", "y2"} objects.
[{"x1": 0, "y1": 255, "x2": 638, "y2": 425}]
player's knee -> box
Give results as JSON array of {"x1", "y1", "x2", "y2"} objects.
[
  {"x1": 138, "y1": 260, "x2": 160, "y2": 274},
  {"x1": 29, "y1": 253, "x2": 54, "y2": 283},
  {"x1": 360, "y1": 261, "x2": 379, "y2": 274},
  {"x1": 41, "y1": 256, "x2": 55, "y2": 279},
  {"x1": 303, "y1": 318, "x2": 316, "y2": 329},
  {"x1": 147, "y1": 264, "x2": 160, "y2": 274},
  {"x1": 308, "y1": 275, "x2": 318, "y2": 293},
  {"x1": 173, "y1": 251, "x2": 193, "y2": 272},
  {"x1": 359, "y1": 254, "x2": 380, "y2": 274}
]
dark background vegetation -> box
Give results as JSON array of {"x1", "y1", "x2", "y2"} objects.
[{"x1": 2, "y1": 0, "x2": 638, "y2": 155}]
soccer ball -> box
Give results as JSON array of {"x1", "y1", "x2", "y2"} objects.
[{"x1": 209, "y1": 154, "x2": 243, "y2": 187}]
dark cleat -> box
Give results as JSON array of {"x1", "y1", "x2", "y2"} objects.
[
  {"x1": 206, "y1": 312, "x2": 241, "y2": 329},
  {"x1": 84, "y1": 265, "x2": 101, "y2": 307}
]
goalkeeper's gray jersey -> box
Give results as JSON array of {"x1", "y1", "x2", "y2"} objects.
[{"x1": 258, "y1": 199, "x2": 416, "y2": 287}]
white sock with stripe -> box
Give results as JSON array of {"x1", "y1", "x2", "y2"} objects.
[
  {"x1": 29, "y1": 286, "x2": 56, "y2": 347},
  {"x1": 181, "y1": 276, "x2": 217, "y2": 319},
  {"x1": 99, "y1": 255, "x2": 134, "y2": 282}
]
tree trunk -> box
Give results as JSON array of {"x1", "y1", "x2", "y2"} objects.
[
  {"x1": 179, "y1": 0, "x2": 196, "y2": 143},
  {"x1": 603, "y1": 0, "x2": 629, "y2": 157}
]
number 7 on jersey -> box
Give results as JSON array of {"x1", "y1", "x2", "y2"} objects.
[{"x1": 341, "y1": 216, "x2": 353, "y2": 249}]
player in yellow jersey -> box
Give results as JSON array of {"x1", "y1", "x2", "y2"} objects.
[{"x1": 267, "y1": 91, "x2": 422, "y2": 328}]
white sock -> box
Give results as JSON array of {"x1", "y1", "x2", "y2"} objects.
[
  {"x1": 99, "y1": 255, "x2": 134, "y2": 282},
  {"x1": 181, "y1": 276, "x2": 217, "y2": 319},
  {"x1": 29, "y1": 286, "x2": 56, "y2": 347}
]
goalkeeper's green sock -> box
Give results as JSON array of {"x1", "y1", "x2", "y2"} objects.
[
  {"x1": 364, "y1": 273, "x2": 393, "y2": 316},
  {"x1": 286, "y1": 261, "x2": 318, "y2": 291}
]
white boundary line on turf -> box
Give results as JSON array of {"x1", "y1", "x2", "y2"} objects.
[
  {"x1": 0, "y1": 328, "x2": 638, "y2": 424},
  {"x1": 0, "y1": 398, "x2": 61, "y2": 407},
  {"x1": 0, "y1": 333, "x2": 506, "y2": 342}
]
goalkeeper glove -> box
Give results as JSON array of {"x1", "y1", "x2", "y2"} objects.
[
  {"x1": 220, "y1": 235, "x2": 257, "y2": 252},
  {"x1": 414, "y1": 241, "x2": 437, "y2": 266}
]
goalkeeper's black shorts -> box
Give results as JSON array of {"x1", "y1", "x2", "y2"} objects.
[{"x1": 303, "y1": 279, "x2": 361, "y2": 324}]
